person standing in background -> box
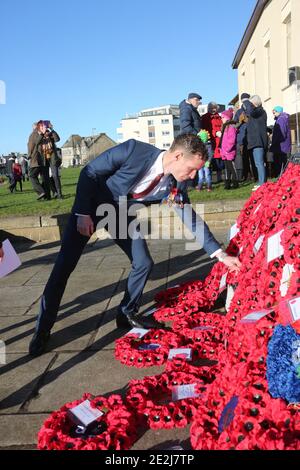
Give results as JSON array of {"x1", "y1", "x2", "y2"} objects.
[
  {"x1": 234, "y1": 93, "x2": 257, "y2": 182},
  {"x1": 28, "y1": 121, "x2": 51, "y2": 200},
  {"x1": 10, "y1": 158, "x2": 23, "y2": 192},
  {"x1": 178, "y1": 92, "x2": 202, "y2": 191},
  {"x1": 220, "y1": 109, "x2": 238, "y2": 189},
  {"x1": 270, "y1": 106, "x2": 291, "y2": 177},
  {"x1": 243, "y1": 95, "x2": 268, "y2": 190},
  {"x1": 42, "y1": 123, "x2": 62, "y2": 198},
  {"x1": 201, "y1": 102, "x2": 223, "y2": 183}
]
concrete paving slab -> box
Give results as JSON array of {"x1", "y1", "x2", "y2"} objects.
[
  {"x1": 0, "y1": 286, "x2": 44, "y2": 308},
  {"x1": 0, "y1": 265, "x2": 43, "y2": 287},
  {"x1": 0, "y1": 307, "x2": 28, "y2": 316},
  {"x1": 0, "y1": 413, "x2": 48, "y2": 448},
  {"x1": 27, "y1": 350, "x2": 164, "y2": 413},
  {"x1": 0, "y1": 312, "x2": 104, "y2": 354},
  {"x1": 0, "y1": 353, "x2": 56, "y2": 413},
  {"x1": 132, "y1": 425, "x2": 191, "y2": 450}
]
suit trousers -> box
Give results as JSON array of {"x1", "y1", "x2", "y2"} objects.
[{"x1": 35, "y1": 213, "x2": 154, "y2": 333}]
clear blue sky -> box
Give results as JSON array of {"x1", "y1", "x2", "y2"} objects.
[{"x1": 0, "y1": 0, "x2": 256, "y2": 154}]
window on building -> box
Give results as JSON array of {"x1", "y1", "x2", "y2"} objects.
[
  {"x1": 285, "y1": 14, "x2": 292, "y2": 69},
  {"x1": 264, "y1": 41, "x2": 271, "y2": 97},
  {"x1": 161, "y1": 119, "x2": 169, "y2": 124},
  {"x1": 162, "y1": 131, "x2": 170, "y2": 136},
  {"x1": 174, "y1": 125, "x2": 180, "y2": 131},
  {"x1": 163, "y1": 143, "x2": 171, "y2": 148},
  {"x1": 117, "y1": 133, "x2": 123, "y2": 140},
  {"x1": 148, "y1": 131, "x2": 155, "y2": 138},
  {"x1": 148, "y1": 120, "x2": 154, "y2": 126}
]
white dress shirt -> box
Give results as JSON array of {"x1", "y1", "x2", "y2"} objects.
[{"x1": 130, "y1": 151, "x2": 171, "y2": 202}]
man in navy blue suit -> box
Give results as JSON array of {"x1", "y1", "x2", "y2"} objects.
[{"x1": 29, "y1": 134, "x2": 241, "y2": 356}]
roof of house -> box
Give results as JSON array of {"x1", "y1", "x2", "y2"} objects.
[
  {"x1": 232, "y1": 0, "x2": 269, "y2": 69},
  {"x1": 62, "y1": 133, "x2": 116, "y2": 149}
]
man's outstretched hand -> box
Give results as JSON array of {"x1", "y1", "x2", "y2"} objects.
[
  {"x1": 222, "y1": 255, "x2": 242, "y2": 273},
  {"x1": 77, "y1": 215, "x2": 94, "y2": 237}
]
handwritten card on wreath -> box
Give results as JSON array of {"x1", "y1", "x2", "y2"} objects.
[{"x1": 267, "y1": 230, "x2": 284, "y2": 263}]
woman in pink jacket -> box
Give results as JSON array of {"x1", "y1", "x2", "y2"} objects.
[{"x1": 220, "y1": 109, "x2": 238, "y2": 189}]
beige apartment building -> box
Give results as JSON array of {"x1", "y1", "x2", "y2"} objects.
[
  {"x1": 117, "y1": 105, "x2": 181, "y2": 149},
  {"x1": 232, "y1": 0, "x2": 300, "y2": 147}
]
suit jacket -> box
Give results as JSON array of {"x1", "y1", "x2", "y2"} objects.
[{"x1": 73, "y1": 139, "x2": 221, "y2": 255}]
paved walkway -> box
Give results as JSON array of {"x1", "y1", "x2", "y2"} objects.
[{"x1": 0, "y1": 229, "x2": 227, "y2": 450}]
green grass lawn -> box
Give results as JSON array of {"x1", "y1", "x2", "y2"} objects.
[
  {"x1": 189, "y1": 180, "x2": 255, "y2": 203},
  {"x1": 0, "y1": 167, "x2": 81, "y2": 217},
  {"x1": 0, "y1": 167, "x2": 257, "y2": 218}
]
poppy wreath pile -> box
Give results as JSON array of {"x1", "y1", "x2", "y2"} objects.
[
  {"x1": 125, "y1": 371, "x2": 207, "y2": 429},
  {"x1": 38, "y1": 162, "x2": 300, "y2": 450},
  {"x1": 37, "y1": 393, "x2": 138, "y2": 450},
  {"x1": 114, "y1": 328, "x2": 184, "y2": 367}
]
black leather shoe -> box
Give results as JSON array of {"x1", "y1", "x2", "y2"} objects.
[
  {"x1": 116, "y1": 312, "x2": 131, "y2": 328},
  {"x1": 29, "y1": 330, "x2": 50, "y2": 357},
  {"x1": 116, "y1": 312, "x2": 163, "y2": 330}
]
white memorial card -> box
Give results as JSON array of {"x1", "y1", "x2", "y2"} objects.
[
  {"x1": 126, "y1": 328, "x2": 149, "y2": 338},
  {"x1": 230, "y1": 223, "x2": 240, "y2": 240},
  {"x1": 253, "y1": 203, "x2": 261, "y2": 215},
  {"x1": 267, "y1": 230, "x2": 284, "y2": 263},
  {"x1": 240, "y1": 310, "x2": 270, "y2": 324},
  {"x1": 0, "y1": 239, "x2": 22, "y2": 278},
  {"x1": 68, "y1": 400, "x2": 104, "y2": 428},
  {"x1": 172, "y1": 384, "x2": 199, "y2": 401},
  {"x1": 168, "y1": 348, "x2": 192, "y2": 361},
  {"x1": 280, "y1": 264, "x2": 295, "y2": 297},
  {"x1": 253, "y1": 235, "x2": 265, "y2": 254},
  {"x1": 288, "y1": 297, "x2": 300, "y2": 322},
  {"x1": 219, "y1": 273, "x2": 228, "y2": 291}
]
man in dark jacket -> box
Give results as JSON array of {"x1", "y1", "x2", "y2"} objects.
[
  {"x1": 179, "y1": 93, "x2": 202, "y2": 135},
  {"x1": 178, "y1": 93, "x2": 202, "y2": 190}
]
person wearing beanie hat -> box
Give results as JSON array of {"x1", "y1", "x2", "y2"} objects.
[
  {"x1": 271, "y1": 105, "x2": 291, "y2": 176},
  {"x1": 240, "y1": 93, "x2": 250, "y2": 101},
  {"x1": 221, "y1": 109, "x2": 234, "y2": 121},
  {"x1": 220, "y1": 109, "x2": 238, "y2": 189}
]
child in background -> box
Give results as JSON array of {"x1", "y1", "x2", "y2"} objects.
[
  {"x1": 196, "y1": 129, "x2": 213, "y2": 192},
  {"x1": 220, "y1": 109, "x2": 239, "y2": 189}
]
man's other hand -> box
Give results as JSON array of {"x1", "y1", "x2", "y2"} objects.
[
  {"x1": 77, "y1": 215, "x2": 94, "y2": 237},
  {"x1": 0, "y1": 246, "x2": 4, "y2": 262}
]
